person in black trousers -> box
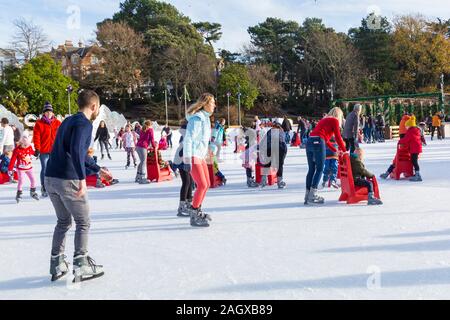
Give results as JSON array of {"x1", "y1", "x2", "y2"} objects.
[
  {"x1": 94, "y1": 120, "x2": 111, "y2": 160},
  {"x1": 173, "y1": 120, "x2": 193, "y2": 217}
]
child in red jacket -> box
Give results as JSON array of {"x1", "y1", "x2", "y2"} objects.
[
  {"x1": 380, "y1": 116, "x2": 423, "y2": 182},
  {"x1": 8, "y1": 133, "x2": 39, "y2": 202}
]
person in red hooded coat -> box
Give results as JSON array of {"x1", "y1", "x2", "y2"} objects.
[
  {"x1": 380, "y1": 116, "x2": 423, "y2": 182},
  {"x1": 399, "y1": 116, "x2": 422, "y2": 181},
  {"x1": 33, "y1": 102, "x2": 61, "y2": 197}
]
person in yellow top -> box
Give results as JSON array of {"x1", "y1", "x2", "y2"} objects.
[
  {"x1": 431, "y1": 112, "x2": 442, "y2": 140},
  {"x1": 399, "y1": 113, "x2": 411, "y2": 138}
]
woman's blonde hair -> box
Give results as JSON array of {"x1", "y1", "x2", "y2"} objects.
[
  {"x1": 142, "y1": 120, "x2": 152, "y2": 131},
  {"x1": 187, "y1": 93, "x2": 215, "y2": 116},
  {"x1": 328, "y1": 107, "x2": 344, "y2": 127}
]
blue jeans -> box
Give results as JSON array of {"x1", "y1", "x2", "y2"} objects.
[
  {"x1": 40, "y1": 153, "x2": 50, "y2": 188},
  {"x1": 323, "y1": 158, "x2": 338, "y2": 184},
  {"x1": 285, "y1": 132, "x2": 291, "y2": 144},
  {"x1": 306, "y1": 137, "x2": 326, "y2": 190}
]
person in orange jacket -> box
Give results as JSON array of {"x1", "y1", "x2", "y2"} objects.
[
  {"x1": 431, "y1": 112, "x2": 442, "y2": 140},
  {"x1": 398, "y1": 113, "x2": 411, "y2": 138},
  {"x1": 33, "y1": 102, "x2": 61, "y2": 197}
]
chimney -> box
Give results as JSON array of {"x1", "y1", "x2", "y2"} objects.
[{"x1": 78, "y1": 40, "x2": 83, "y2": 48}]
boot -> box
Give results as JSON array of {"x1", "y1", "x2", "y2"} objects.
[
  {"x1": 50, "y1": 254, "x2": 69, "y2": 281},
  {"x1": 73, "y1": 255, "x2": 104, "y2": 283},
  {"x1": 380, "y1": 172, "x2": 389, "y2": 179},
  {"x1": 306, "y1": 188, "x2": 325, "y2": 205},
  {"x1": 247, "y1": 177, "x2": 258, "y2": 188},
  {"x1": 409, "y1": 171, "x2": 422, "y2": 182},
  {"x1": 138, "y1": 174, "x2": 150, "y2": 184},
  {"x1": 304, "y1": 189, "x2": 310, "y2": 205},
  {"x1": 95, "y1": 179, "x2": 105, "y2": 188},
  {"x1": 101, "y1": 154, "x2": 105, "y2": 160},
  {"x1": 260, "y1": 175, "x2": 267, "y2": 188},
  {"x1": 30, "y1": 188, "x2": 39, "y2": 201},
  {"x1": 110, "y1": 179, "x2": 119, "y2": 185},
  {"x1": 41, "y1": 186, "x2": 48, "y2": 198},
  {"x1": 368, "y1": 192, "x2": 383, "y2": 205},
  {"x1": 107, "y1": 154, "x2": 112, "y2": 160},
  {"x1": 330, "y1": 180, "x2": 340, "y2": 189},
  {"x1": 177, "y1": 201, "x2": 190, "y2": 217},
  {"x1": 135, "y1": 173, "x2": 141, "y2": 183},
  {"x1": 189, "y1": 207, "x2": 210, "y2": 227},
  {"x1": 277, "y1": 177, "x2": 286, "y2": 189},
  {"x1": 198, "y1": 206, "x2": 212, "y2": 221},
  {"x1": 15, "y1": 190, "x2": 23, "y2": 203}
]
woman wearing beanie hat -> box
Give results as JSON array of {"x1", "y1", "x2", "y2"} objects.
[{"x1": 33, "y1": 102, "x2": 62, "y2": 197}]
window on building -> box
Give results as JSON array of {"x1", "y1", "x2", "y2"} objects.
[
  {"x1": 91, "y1": 55, "x2": 99, "y2": 65},
  {"x1": 71, "y1": 54, "x2": 80, "y2": 65}
]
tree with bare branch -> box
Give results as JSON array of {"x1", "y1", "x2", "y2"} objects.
[
  {"x1": 96, "y1": 20, "x2": 150, "y2": 111},
  {"x1": 10, "y1": 18, "x2": 49, "y2": 62}
]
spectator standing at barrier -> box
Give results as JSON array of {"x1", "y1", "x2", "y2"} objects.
[
  {"x1": 343, "y1": 104, "x2": 361, "y2": 153},
  {"x1": 281, "y1": 115, "x2": 292, "y2": 145}
]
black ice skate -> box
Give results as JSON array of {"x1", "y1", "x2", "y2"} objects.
[
  {"x1": 41, "y1": 186, "x2": 48, "y2": 198},
  {"x1": 15, "y1": 190, "x2": 22, "y2": 203},
  {"x1": 368, "y1": 193, "x2": 383, "y2": 205},
  {"x1": 30, "y1": 188, "x2": 40, "y2": 201},
  {"x1": 247, "y1": 177, "x2": 258, "y2": 188},
  {"x1": 189, "y1": 207, "x2": 210, "y2": 227},
  {"x1": 177, "y1": 201, "x2": 190, "y2": 217}
]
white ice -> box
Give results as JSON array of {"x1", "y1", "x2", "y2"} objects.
[{"x1": 1, "y1": 137, "x2": 450, "y2": 300}]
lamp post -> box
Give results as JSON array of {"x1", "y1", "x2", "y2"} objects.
[
  {"x1": 226, "y1": 91, "x2": 231, "y2": 127},
  {"x1": 165, "y1": 87, "x2": 169, "y2": 125},
  {"x1": 66, "y1": 84, "x2": 73, "y2": 115},
  {"x1": 237, "y1": 84, "x2": 242, "y2": 127},
  {"x1": 440, "y1": 73, "x2": 445, "y2": 112}
]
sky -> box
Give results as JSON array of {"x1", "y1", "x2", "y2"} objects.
[{"x1": 0, "y1": 0, "x2": 449, "y2": 53}]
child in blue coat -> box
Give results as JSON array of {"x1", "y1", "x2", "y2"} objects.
[{"x1": 321, "y1": 137, "x2": 339, "y2": 189}]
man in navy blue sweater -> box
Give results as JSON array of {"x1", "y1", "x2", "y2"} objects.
[{"x1": 45, "y1": 89, "x2": 105, "y2": 283}]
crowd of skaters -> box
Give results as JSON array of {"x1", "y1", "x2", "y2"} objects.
[{"x1": 0, "y1": 88, "x2": 447, "y2": 283}]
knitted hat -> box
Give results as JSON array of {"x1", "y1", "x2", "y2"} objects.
[
  {"x1": 19, "y1": 131, "x2": 31, "y2": 146},
  {"x1": 405, "y1": 115, "x2": 416, "y2": 127},
  {"x1": 42, "y1": 102, "x2": 54, "y2": 113}
]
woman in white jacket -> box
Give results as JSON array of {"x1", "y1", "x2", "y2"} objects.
[{"x1": 183, "y1": 93, "x2": 216, "y2": 227}]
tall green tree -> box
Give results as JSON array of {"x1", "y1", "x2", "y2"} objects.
[
  {"x1": 95, "y1": 20, "x2": 150, "y2": 111},
  {"x1": 348, "y1": 15, "x2": 395, "y2": 94},
  {"x1": 193, "y1": 22, "x2": 223, "y2": 48},
  {"x1": 248, "y1": 17, "x2": 301, "y2": 81},
  {"x1": 217, "y1": 64, "x2": 258, "y2": 110},
  {"x1": 103, "y1": 0, "x2": 215, "y2": 90},
  {"x1": 4, "y1": 54, "x2": 78, "y2": 115}
]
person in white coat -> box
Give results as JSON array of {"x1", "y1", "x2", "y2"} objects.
[{"x1": 1, "y1": 118, "x2": 15, "y2": 153}]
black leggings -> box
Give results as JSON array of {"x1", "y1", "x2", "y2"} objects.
[
  {"x1": 179, "y1": 168, "x2": 193, "y2": 202},
  {"x1": 354, "y1": 178, "x2": 374, "y2": 193},
  {"x1": 344, "y1": 138, "x2": 356, "y2": 153},
  {"x1": 411, "y1": 153, "x2": 420, "y2": 171},
  {"x1": 431, "y1": 126, "x2": 441, "y2": 139},
  {"x1": 246, "y1": 168, "x2": 253, "y2": 178},
  {"x1": 277, "y1": 148, "x2": 287, "y2": 178}
]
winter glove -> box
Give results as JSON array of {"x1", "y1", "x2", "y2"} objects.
[
  {"x1": 183, "y1": 163, "x2": 192, "y2": 173},
  {"x1": 34, "y1": 150, "x2": 40, "y2": 158}
]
